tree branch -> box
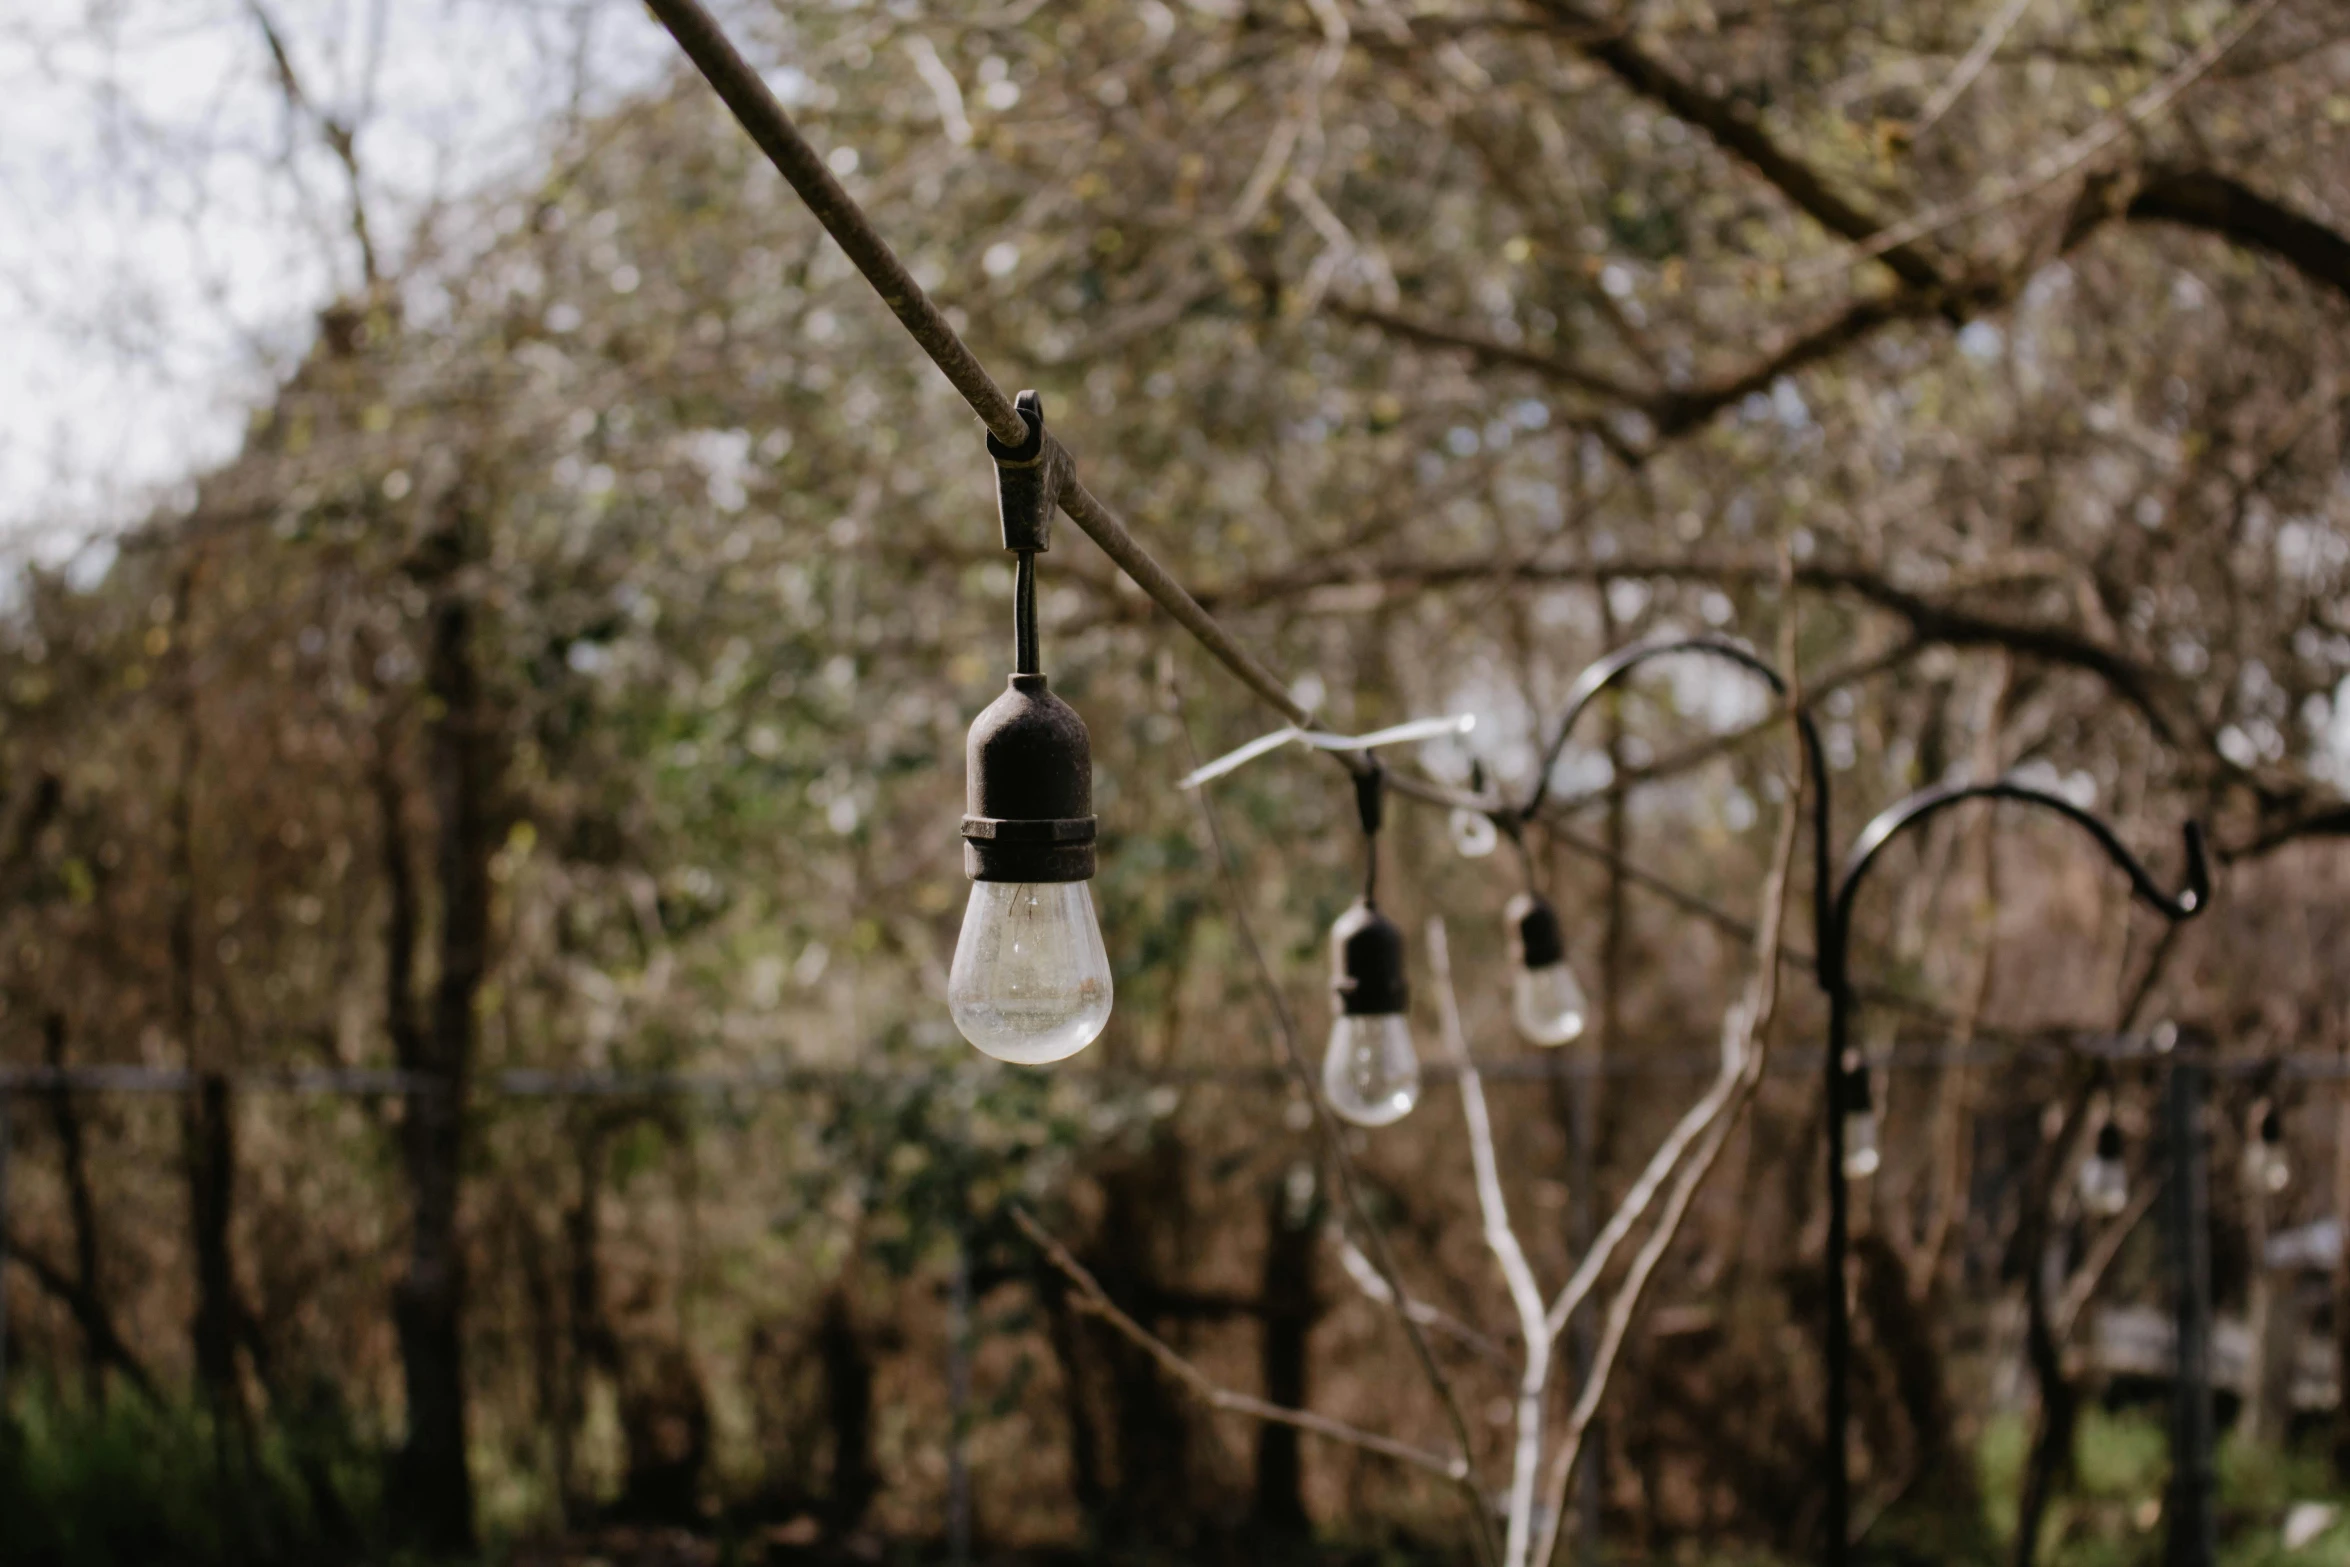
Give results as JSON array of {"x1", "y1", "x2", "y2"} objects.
[
  {"x1": 0, "y1": 1224, "x2": 163, "y2": 1404},
  {"x1": 1011, "y1": 1206, "x2": 1471, "y2": 1482},
  {"x1": 2128, "y1": 165, "x2": 2350, "y2": 306},
  {"x1": 1530, "y1": 1, "x2": 1951, "y2": 294},
  {"x1": 1531, "y1": 705, "x2": 1803, "y2": 1567}
]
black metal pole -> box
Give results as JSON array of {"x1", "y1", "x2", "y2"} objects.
[
  {"x1": 1822, "y1": 781, "x2": 2207, "y2": 1563},
  {"x1": 1823, "y1": 977, "x2": 1853, "y2": 1567},
  {"x1": 2166, "y1": 1049, "x2": 2216, "y2": 1567},
  {"x1": 1514, "y1": 632, "x2": 1837, "y2": 1562}
]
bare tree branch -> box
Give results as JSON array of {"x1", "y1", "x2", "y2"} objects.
[
  {"x1": 1909, "y1": 0, "x2": 2040, "y2": 140},
  {"x1": 1527, "y1": 0, "x2": 1952, "y2": 294},
  {"x1": 1530, "y1": 699, "x2": 1804, "y2": 1567},
  {"x1": 1011, "y1": 1206, "x2": 1471, "y2": 1481},
  {"x1": 2129, "y1": 165, "x2": 2350, "y2": 305}
]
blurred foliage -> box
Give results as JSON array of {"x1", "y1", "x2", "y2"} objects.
[{"x1": 3, "y1": 0, "x2": 2350, "y2": 1558}]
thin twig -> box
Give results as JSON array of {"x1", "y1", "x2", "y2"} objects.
[
  {"x1": 1332, "y1": 1234, "x2": 1515, "y2": 1368},
  {"x1": 1909, "y1": 0, "x2": 2039, "y2": 140},
  {"x1": 1169, "y1": 670, "x2": 1500, "y2": 1564},
  {"x1": 1011, "y1": 1207, "x2": 1470, "y2": 1480},
  {"x1": 1795, "y1": 0, "x2": 2286, "y2": 280}
]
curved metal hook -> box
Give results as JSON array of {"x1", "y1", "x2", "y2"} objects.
[
  {"x1": 1826, "y1": 777, "x2": 2208, "y2": 991},
  {"x1": 1519, "y1": 631, "x2": 1792, "y2": 820},
  {"x1": 1516, "y1": 631, "x2": 1834, "y2": 962}
]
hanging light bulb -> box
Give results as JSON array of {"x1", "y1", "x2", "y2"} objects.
[
  {"x1": 2079, "y1": 1118, "x2": 2129, "y2": 1218},
  {"x1": 1840, "y1": 1062, "x2": 1880, "y2": 1180},
  {"x1": 1505, "y1": 891, "x2": 1589, "y2": 1047},
  {"x1": 948, "y1": 392, "x2": 1113, "y2": 1064},
  {"x1": 1323, "y1": 897, "x2": 1421, "y2": 1127},
  {"x1": 2242, "y1": 1102, "x2": 2290, "y2": 1195}
]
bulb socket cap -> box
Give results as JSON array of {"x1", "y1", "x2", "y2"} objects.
[
  {"x1": 1331, "y1": 898, "x2": 1409, "y2": 1016},
  {"x1": 1508, "y1": 893, "x2": 1567, "y2": 971},
  {"x1": 963, "y1": 672, "x2": 1096, "y2": 883}
]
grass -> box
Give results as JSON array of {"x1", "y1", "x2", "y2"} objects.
[
  {"x1": 12, "y1": 1387, "x2": 2350, "y2": 1566},
  {"x1": 0, "y1": 1379, "x2": 385, "y2": 1567}
]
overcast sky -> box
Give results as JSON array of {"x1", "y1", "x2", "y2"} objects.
[{"x1": 0, "y1": 0, "x2": 671, "y2": 571}]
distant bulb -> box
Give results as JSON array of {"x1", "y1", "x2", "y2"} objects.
[
  {"x1": 948, "y1": 881, "x2": 1112, "y2": 1064},
  {"x1": 1322, "y1": 1013, "x2": 1421, "y2": 1127},
  {"x1": 1842, "y1": 1109, "x2": 1881, "y2": 1180},
  {"x1": 1505, "y1": 892, "x2": 1587, "y2": 1047},
  {"x1": 2080, "y1": 1120, "x2": 2128, "y2": 1217},
  {"x1": 2244, "y1": 1106, "x2": 2290, "y2": 1194},
  {"x1": 2079, "y1": 1154, "x2": 2129, "y2": 1217},
  {"x1": 1512, "y1": 963, "x2": 1589, "y2": 1047}
]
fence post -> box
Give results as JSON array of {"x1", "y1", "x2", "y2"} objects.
[{"x1": 2166, "y1": 1047, "x2": 2215, "y2": 1567}]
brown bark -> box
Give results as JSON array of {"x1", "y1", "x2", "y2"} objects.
[
  {"x1": 385, "y1": 511, "x2": 499, "y2": 1554},
  {"x1": 165, "y1": 561, "x2": 250, "y2": 1428},
  {"x1": 2335, "y1": 1028, "x2": 2350, "y2": 1481},
  {"x1": 2011, "y1": 1233, "x2": 2078, "y2": 1567},
  {"x1": 817, "y1": 1284, "x2": 879, "y2": 1535},
  {"x1": 40, "y1": 1012, "x2": 108, "y2": 1401},
  {"x1": 1251, "y1": 1174, "x2": 1320, "y2": 1535},
  {"x1": 1039, "y1": 1266, "x2": 1109, "y2": 1523}
]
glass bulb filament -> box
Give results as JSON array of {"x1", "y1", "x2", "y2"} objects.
[
  {"x1": 1841, "y1": 1109, "x2": 1881, "y2": 1180},
  {"x1": 1322, "y1": 1013, "x2": 1420, "y2": 1127},
  {"x1": 948, "y1": 881, "x2": 1113, "y2": 1064},
  {"x1": 1512, "y1": 961, "x2": 1589, "y2": 1047},
  {"x1": 2078, "y1": 1154, "x2": 2129, "y2": 1217}
]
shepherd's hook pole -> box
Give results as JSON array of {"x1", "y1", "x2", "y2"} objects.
[{"x1": 1821, "y1": 781, "x2": 2206, "y2": 1563}]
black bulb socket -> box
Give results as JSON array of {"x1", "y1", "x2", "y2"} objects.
[
  {"x1": 962, "y1": 674, "x2": 1096, "y2": 883},
  {"x1": 1331, "y1": 898, "x2": 1409, "y2": 1017},
  {"x1": 2095, "y1": 1120, "x2": 2124, "y2": 1162},
  {"x1": 1510, "y1": 893, "x2": 1567, "y2": 971},
  {"x1": 2260, "y1": 1105, "x2": 2283, "y2": 1146}
]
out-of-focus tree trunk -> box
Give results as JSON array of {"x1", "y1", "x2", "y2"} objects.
[
  {"x1": 166, "y1": 562, "x2": 249, "y2": 1432},
  {"x1": 1857, "y1": 1232, "x2": 1989, "y2": 1550},
  {"x1": 817, "y1": 1283, "x2": 878, "y2": 1536},
  {"x1": 1094, "y1": 1140, "x2": 1197, "y2": 1538},
  {"x1": 2335, "y1": 1036, "x2": 2350, "y2": 1481},
  {"x1": 2011, "y1": 1230, "x2": 2078, "y2": 1567},
  {"x1": 1252, "y1": 1169, "x2": 1320, "y2": 1536},
  {"x1": 2243, "y1": 1183, "x2": 2296, "y2": 1448},
  {"x1": 384, "y1": 510, "x2": 497, "y2": 1554},
  {"x1": 560, "y1": 1119, "x2": 619, "y2": 1522},
  {"x1": 1039, "y1": 1267, "x2": 1108, "y2": 1523},
  {"x1": 41, "y1": 1012, "x2": 108, "y2": 1402}
]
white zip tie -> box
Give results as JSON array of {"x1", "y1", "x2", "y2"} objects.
[{"x1": 1179, "y1": 713, "x2": 1475, "y2": 790}]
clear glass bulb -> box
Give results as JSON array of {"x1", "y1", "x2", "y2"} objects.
[
  {"x1": 1512, "y1": 961, "x2": 1590, "y2": 1047},
  {"x1": 948, "y1": 881, "x2": 1112, "y2": 1065},
  {"x1": 2078, "y1": 1154, "x2": 2129, "y2": 1218},
  {"x1": 1842, "y1": 1109, "x2": 1881, "y2": 1180},
  {"x1": 1322, "y1": 1013, "x2": 1421, "y2": 1127},
  {"x1": 2243, "y1": 1143, "x2": 2290, "y2": 1195}
]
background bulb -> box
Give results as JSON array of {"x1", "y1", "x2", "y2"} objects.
[
  {"x1": 1842, "y1": 1109, "x2": 1881, "y2": 1179},
  {"x1": 2078, "y1": 1155, "x2": 2129, "y2": 1217},
  {"x1": 1512, "y1": 960, "x2": 1589, "y2": 1047},
  {"x1": 948, "y1": 882, "x2": 1112, "y2": 1064},
  {"x1": 1322, "y1": 1013, "x2": 1420, "y2": 1127}
]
